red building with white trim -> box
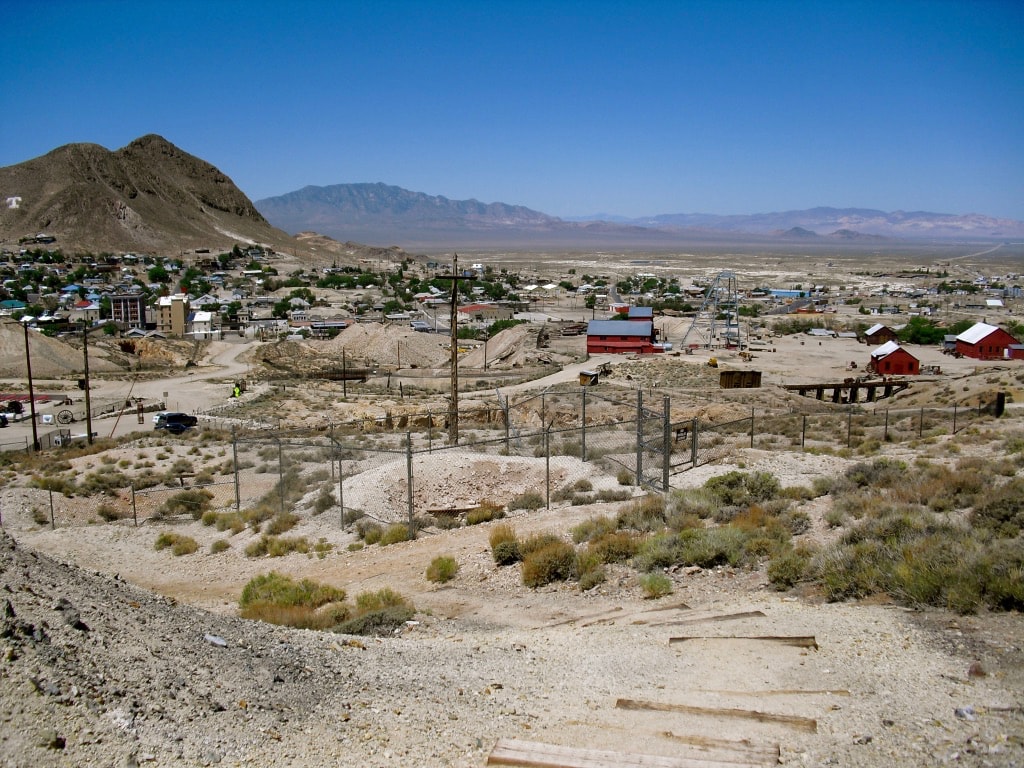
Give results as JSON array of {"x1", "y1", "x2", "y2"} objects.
[
  {"x1": 868, "y1": 341, "x2": 920, "y2": 375},
  {"x1": 955, "y1": 322, "x2": 1021, "y2": 360}
]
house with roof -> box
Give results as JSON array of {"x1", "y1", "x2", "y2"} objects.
[
  {"x1": 867, "y1": 341, "x2": 920, "y2": 376},
  {"x1": 863, "y1": 323, "x2": 898, "y2": 345},
  {"x1": 586, "y1": 319, "x2": 660, "y2": 354},
  {"x1": 626, "y1": 306, "x2": 654, "y2": 322},
  {"x1": 954, "y1": 322, "x2": 1021, "y2": 360},
  {"x1": 457, "y1": 303, "x2": 514, "y2": 323},
  {"x1": 187, "y1": 310, "x2": 218, "y2": 340}
]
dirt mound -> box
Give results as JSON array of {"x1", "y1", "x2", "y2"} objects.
[
  {"x1": 0, "y1": 324, "x2": 123, "y2": 378},
  {"x1": 343, "y1": 450, "x2": 620, "y2": 522}
]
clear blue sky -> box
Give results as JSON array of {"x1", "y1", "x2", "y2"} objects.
[{"x1": 2, "y1": 0, "x2": 1022, "y2": 220}]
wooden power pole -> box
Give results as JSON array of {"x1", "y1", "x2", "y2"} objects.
[{"x1": 434, "y1": 253, "x2": 475, "y2": 443}]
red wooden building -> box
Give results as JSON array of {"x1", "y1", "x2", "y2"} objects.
[
  {"x1": 868, "y1": 341, "x2": 920, "y2": 376},
  {"x1": 586, "y1": 319, "x2": 659, "y2": 354},
  {"x1": 955, "y1": 322, "x2": 1021, "y2": 360}
]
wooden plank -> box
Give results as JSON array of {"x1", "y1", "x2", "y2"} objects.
[
  {"x1": 667, "y1": 635, "x2": 818, "y2": 649},
  {"x1": 652, "y1": 610, "x2": 766, "y2": 627},
  {"x1": 659, "y1": 732, "x2": 780, "y2": 765},
  {"x1": 616, "y1": 698, "x2": 818, "y2": 733},
  {"x1": 487, "y1": 738, "x2": 765, "y2": 768},
  {"x1": 696, "y1": 688, "x2": 849, "y2": 697}
]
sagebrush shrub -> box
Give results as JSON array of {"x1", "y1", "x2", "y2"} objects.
[{"x1": 521, "y1": 539, "x2": 576, "y2": 587}]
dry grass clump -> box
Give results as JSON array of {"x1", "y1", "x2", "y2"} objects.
[
  {"x1": 425, "y1": 555, "x2": 459, "y2": 583},
  {"x1": 244, "y1": 535, "x2": 312, "y2": 558},
  {"x1": 239, "y1": 571, "x2": 349, "y2": 629},
  {"x1": 466, "y1": 499, "x2": 505, "y2": 525},
  {"x1": 521, "y1": 536, "x2": 576, "y2": 588},
  {"x1": 336, "y1": 588, "x2": 415, "y2": 635},
  {"x1": 489, "y1": 523, "x2": 521, "y2": 565},
  {"x1": 378, "y1": 523, "x2": 413, "y2": 545},
  {"x1": 154, "y1": 532, "x2": 198, "y2": 556}
]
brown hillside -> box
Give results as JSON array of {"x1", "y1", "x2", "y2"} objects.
[{"x1": 0, "y1": 135, "x2": 306, "y2": 256}]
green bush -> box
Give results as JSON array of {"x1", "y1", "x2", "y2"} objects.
[
  {"x1": 571, "y1": 514, "x2": 617, "y2": 544},
  {"x1": 767, "y1": 547, "x2": 812, "y2": 590},
  {"x1": 521, "y1": 538, "x2": 576, "y2": 588},
  {"x1": 489, "y1": 523, "x2": 520, "y2": 565},
  {"x1": 210, "y1": 539, "x2": 230, "y2": 554},
  {"x1": 266, "y1": 511, "x2": 300, "y2": 535},
  {"x1": 971, "y1": 477, "x2": 1024, "y2": 537},
  {"x1": 357, "y1": 520, "x2": 383, "y2": 544},
  {"x1": 238, "y1": 572, "x2": 348, "y2": 629},
  {"x1": 575, "y1": 550, "x2": 606, "y2": 591},
  {"x1": 97, "y1": 503, "x2": 122, "y2": 522},
  {"x1": 426, "y1": 555, "x2": 459, "y2": 584},
  {"x1": 666, "y1": 487, "x2": 721, "y2": 520},
  {"x1": 159, "y1": 488, "x2": 214, "y2": 518},
  {"x1": 244, "y1": 535, "x2": 311, "y2": 558},
  {"x1": 240, "y1": 571, "x2": 345, "y2": 608},
  {"x1": 704, "y1": 471, "x2": 780, "y2": 507},
  {"x1": 379, "y1": 523, "x2": 412, "y2": 546},
  {"x1": 509, "y1": 490, "x2": 545, "y2": 511},
  {"x1": 313, "y1": 488, "x2": 336, "y2": 515},
  {"x1": 617, "y1": 495, "x2": 666, "y2": 532},
  {"x1": 639, "y1": 572, "x2": 673, "y2": 599},
  {"x1": 587, "y1": 531, "x2": 643, "y2": 564},
  {"x1": 334, "y1": 588, "x2": 415, "y2": 636}
]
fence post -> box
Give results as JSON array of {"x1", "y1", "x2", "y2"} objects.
[
  {"x1": 131, "y1": 483, "x2": 137, "y2": 527},
  {"x1": 635, "y1": 389, "x2": 643, "y2": 488},
  {"x1": 232, "y1": 427, "x2": 240, "y2": 512},
  {"x1": 330, "y1": 423, "x2": 335, "y2": 480},
  {"x1": 953, "y1": 403, "x2": 958, "y2": 434},
  {"x1": 690, "y1": 418, "x2": 698, "y2": 467},
  {"x1": 427, "y1": 411, "x2": 433, "y2": 453},
  {"x1": 847, "y1": 410, "x2": 853, "y2": 448},
  {"x1": 662, "y1": 395, "x2": 671, "y2": 493},
  {"x1": 406, "y1": 432, "x2": 415, "y2": 538},
  {"x1": 545, "y1": 423, "x2": 551, "y2": 509},
  {"x1": 278, "y1": 438, "x2": 285, "y2": 517},
  {"x1": 338, "y1": 454, "x2": 345, "y2": 528},
  {"x1": 48, "y1": 487, "x2": 55, "y2": 530},
  {"x1": 581, "y1": 387, "x2": 587, "y2": 462},
  {"x1": 750, "y1": 407, "x2": 755, "y2": 449}
]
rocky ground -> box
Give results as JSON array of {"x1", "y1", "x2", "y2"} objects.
[{"x1": 1, "y1": 294, "x2": 1023, "y2": 767}]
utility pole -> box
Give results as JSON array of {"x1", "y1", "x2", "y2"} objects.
[
  {"x1": 81, "y1": 321, "x2": 94, "y2": 444},
  {"x1": 434, "y1": 253, "x2": 475, "y2": 443},
  {"x1": 21, "y1": 319, "x2": 40, "y2": 451}
]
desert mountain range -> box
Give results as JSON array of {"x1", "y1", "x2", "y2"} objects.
[{"x1": 2, "y1": 135, "x2": 1023, "y2": 255}]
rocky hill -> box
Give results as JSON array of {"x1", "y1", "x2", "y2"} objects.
[{"x1": 0, "y1": 135, "x2": 308, "y2": 256}]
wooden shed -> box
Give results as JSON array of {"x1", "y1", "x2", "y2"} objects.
[{"x1": 868, "y1": 341, "x2": 920, "y2": 376}]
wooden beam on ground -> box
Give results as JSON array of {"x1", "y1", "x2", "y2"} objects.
[
  {"x1": 487, "y1": 738, "x2": 769, "y2": 768},
  {"x1": 667, "y1": 635, "x2": 818, "y2": 649},
  {"x1": 652, "y1": 610, "x2": 766, "y2": 627},
  {"x1": 615, "y1": 698, "x2": 818, "y2": 733}
]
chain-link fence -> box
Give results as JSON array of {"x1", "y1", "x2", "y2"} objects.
[{"x1": 22, "y1": 385, "x2": 1010, "y2": 530}]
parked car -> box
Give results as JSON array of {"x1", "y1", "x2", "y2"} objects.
[{"x1": 154, "y1": 412, "x2": 198, "y2": 434}]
